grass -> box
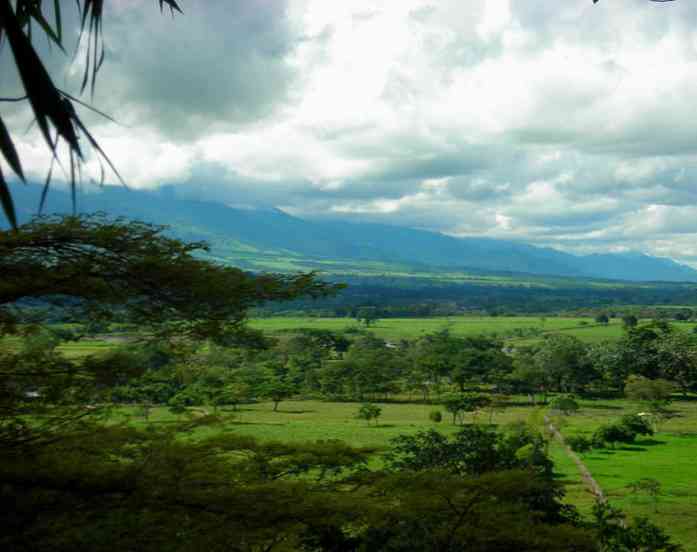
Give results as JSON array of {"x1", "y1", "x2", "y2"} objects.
[
  {"x1": 250, "y1": 315, "x2": 623, "y2": 342},
  {"x1": 113, "y1": 396, "x2": 697, "y2": 550},
  {"x1": 251, "y1": 315, "x2": 697, "y2": 345}
]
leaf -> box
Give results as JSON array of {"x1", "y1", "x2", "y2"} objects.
[
  {"x1": 0, "y1": 1, "x2": 81, "y2": 156},
  {"x1": 53, "y1": 0, "x2": 62, "y2": 45},
  {"x1": 159, "y1": 0, "x2": 183, "y2": 14},
  {"x1": 27, "y1": 5, "x2": 65, "y2": 52},
  {"x1": 0, "y1": 115, "x2": 25, "y2": 181},
  {"x1": 39, "y1": 158, "x2": 55, "y2": 215},
  {"x1": 0, "y1": 165, "x2": 18, "y2": 230}
]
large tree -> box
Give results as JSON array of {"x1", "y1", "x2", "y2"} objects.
[{"x1": 0, "y1": 214, "x2": 339, "y2": 341}]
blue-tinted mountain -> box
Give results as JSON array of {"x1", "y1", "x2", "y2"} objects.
[{"x1": 9, "y1": 183, "x2": 697, "y2": 283}]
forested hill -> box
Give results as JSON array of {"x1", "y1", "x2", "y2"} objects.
[{"x1": 11, "y1": 183, "x2": 697, "y2": 283}]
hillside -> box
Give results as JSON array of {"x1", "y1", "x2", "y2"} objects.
[{"x1": 10, "y1": 182, "x2": 697, "y2": 283}]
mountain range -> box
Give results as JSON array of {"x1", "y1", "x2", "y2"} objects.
[{"x1": 9, "y1": 183, "x2": 697, "y2": 283}]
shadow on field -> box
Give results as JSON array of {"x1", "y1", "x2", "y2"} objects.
[
  {"x1": 672, "y1": 395, "x2": 697, "y2": 402},
  {"x1": 580, "y1": 404, "x2": 623, "y2": 410},
  {"x1": 635, "y1": 439, "x2": 666, "y2": 446},
  {"x1": 225, "y1": 421, "x2": 287, "y2": 427},
  {"x1": 274, "y1": 409, "x2": 317, "y2": 414},
  {"x1": 593, "y1": 439, "x2": 666, "y2": 455}
]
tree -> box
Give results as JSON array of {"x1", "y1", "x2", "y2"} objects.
[
  {"x1": 0, "y1": 1, "x2": 182, "y2": 228},
  {"x1": 622, "y1": 314, "x2": 639, "y2": 329},
  {"x1": 356, "y1": 306, "x2": 379, "y2": 327},
  {"x1": 549, "y1": 396, "x2": 580, "y2": 416},
  {"x1": 655, "y1": 332, "x2": 697, "y2": 397},
  {"x1": 592, "y1": 502, "x2": 681, "y2": 552},
  {"x1": 592, "y1": 423, "x2": 637, "y2": 449},
  {"x1": 428, "y1": 409, "x2": 442, "y2": 423},
  {"x1": 0, "y1": 215, "x2": 340, "y2": 342},
  {"x1": 356, "y1": 402, "x2": 382, "y2": 426},
  {"x1": 620, "y1": 414, "x2": 654, "y2": 437},
  {"x1": 259, "y1": 379, "x2": 295, "y2": 412},
  {"x1": 442, "y1": 393, "x2": 491, "y2": 425},
  {"x1": 534, "y1": 335, "x2": 595, "y2": 394},
  {"x1": 624, "y1": 375, "x2": 676, "y2": 409},
  {"x1": 595, "y1": 313, "x2": 610, "y2": 325}
]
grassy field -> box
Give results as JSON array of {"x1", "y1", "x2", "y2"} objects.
[
  {"x1": 4, "y1": 316, "x2": 695, "y2": 359},
  {"x1": 250, "y1": 315, "x2": 697, "y2": 344},
  {"x1": 114, "y1": 396, "x2": 697, "y2": 550},
  {"x1": 551, "y1": 398, "x2": 697, "y2": 548},
  {"x1": 250, "y1": 315, "x2": 607, "y2": 341}
]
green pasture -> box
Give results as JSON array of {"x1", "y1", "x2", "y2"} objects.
[
  {"x1": 113, "y1": 396, "x2": 697, "y2": 550},
  {"x1": 250, "y1": 315, "x2": 697, "y2": 344},
  {"x1": 250, "y1": 315, "x2": 619, "y2": 342}
]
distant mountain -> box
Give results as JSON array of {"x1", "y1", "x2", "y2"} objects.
[{"x1": 9, "y1": 183, "x2": 697, "y2": 283}]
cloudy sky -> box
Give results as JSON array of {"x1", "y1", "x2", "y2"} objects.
[{"x1": 6, "y1": 0, "x2": 697, "y2": 265}]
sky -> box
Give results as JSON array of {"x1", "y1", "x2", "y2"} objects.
[{"x1": 5, "y1": 0, "x2": 697, "y2": 265}]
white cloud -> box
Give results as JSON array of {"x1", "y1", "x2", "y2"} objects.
[{"x1": 7, "y1": 0, "x2": 697, "y2": 266}]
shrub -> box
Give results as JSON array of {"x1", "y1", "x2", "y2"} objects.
[
  {"x1": 566, "y1": 435, "x2": 593, "y2": 453},
  {"x1": 592, "y1": 423, "x2": 637, "y2": 449},
  {"x1": 550, "y1": 396, "x2": 579, "y2": 415},
  {"x1": 356, "y1": 403, "x2": 382, "y2": 425},
  {"x1": 620, "y1": 414, "x2": 654, "y2": 437},
  {"x1": 429, "y1": 410, "x2": 443, "y2": 423}
]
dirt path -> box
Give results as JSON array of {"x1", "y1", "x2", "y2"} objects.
[{"x1": 546, "y1": 417, "x2": 606, "y2": 503}]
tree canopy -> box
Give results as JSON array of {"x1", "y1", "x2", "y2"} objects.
[{"x1": 0, "y1": 214, "x2": 341, "y2": 341}]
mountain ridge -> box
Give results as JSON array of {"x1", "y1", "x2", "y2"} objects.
[{"x1": 9, "y1": 182, "x2": 697, "y2": 283}]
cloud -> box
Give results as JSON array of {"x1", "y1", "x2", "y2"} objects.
[{"x1": 6, "y1": 0, "x2": 697, "y2": 267}]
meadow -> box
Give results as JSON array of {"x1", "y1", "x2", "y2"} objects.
[
  {"x1": 116, "y1": 396, "x2": 697, "y2": 551},
  {"x1": 7, "y1": 315, "x2": 697, "y2": 548},
  {"x1": 5, "y1": 315, "x2": 692, "y2": 359},
  {"x1": 250, "y1": 315, "x2": 697, "y2": 344}
]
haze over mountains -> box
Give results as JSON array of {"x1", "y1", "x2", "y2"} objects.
[{"x1": 12, "y1": 183, "x2": 697, "y2": 283}]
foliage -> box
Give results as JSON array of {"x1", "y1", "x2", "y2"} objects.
[
  {"x1": 622, "y1": 314, "x2": 639, "y2": 329},
  {"x1": 592, "y1": 423, "x2": 638, "y2": 449},
  {"x1": 428, "y1": 409, "x2": 442, "y2": 423},
  {"x1": 442, "y1": 393, "x2": 491, "y2": 425},
  {"x1": 624, "y1": 375, "x2": 676, "y2": 409},
  {"x1": 0, "y1": 215, "x2": 341, "y2": 342},
  {"x1": 533, "y1": 335, "x2": 596, "y2": 393},
  {"x1": 566, "y1": 435, "x2": 594, "y2": 453},
  {"x1": 592, "y1": 501, "x2": 681, "y2": 552},
  {"x1": 386, "y1": 424, "x2": 554, "y2": 480},
  {"x1": 550, "y1": 396, "x2": 580, "y2": 416},
  {"x1": 356, "y1": 306, "x2": 379, "y2": 327},
  {"x1": 356, "y1": 402, "x2": 382, "y2": 425},
  {"x1": 596, "y1": 313, "x2": 610, "y2": 325},
  {"x1": 619, "y1": 414, "x2": 654, "y2": 437}
]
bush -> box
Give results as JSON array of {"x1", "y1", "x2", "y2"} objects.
[
  {"x1": 550, "y1": 396, "x2": 579, "y2": 415},
  {"x1": 620, "y1": 414, "x2": 654, "y2": 437},
  {"x1": 356, "y1": 403, "x2": 382, "y2": 425},
  {"x1": 566, "y1": 435, "x2": 593, "y2": 453},
  {"x1": 429, "y1": 410, "x2": 443, "y2": 423},
  {"x1": 592, "y1": 423, "x2": 637, "y2": 449}
]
